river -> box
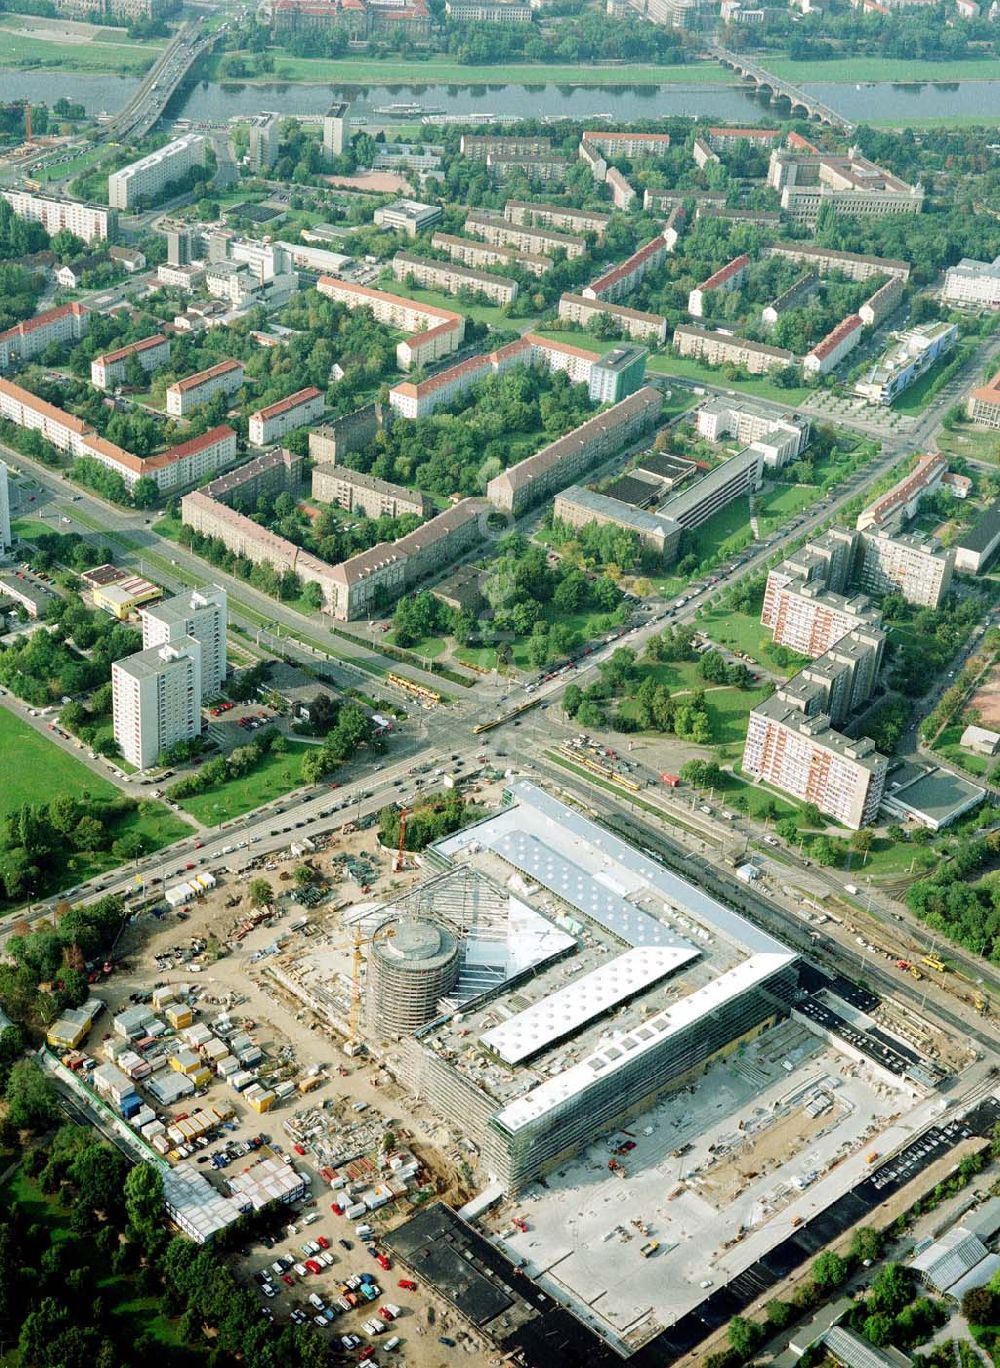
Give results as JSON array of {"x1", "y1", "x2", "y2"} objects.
[{"x1": 3, "y1": 66, "x2": 1000, "y2": 126}]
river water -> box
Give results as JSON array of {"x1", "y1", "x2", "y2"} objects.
[{"x1": 2, "y1": 66, "x2": 1000, "y2": 126}]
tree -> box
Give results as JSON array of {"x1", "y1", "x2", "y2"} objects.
[
  {"x1": 302, "y1": 581, "x2": 324, "y2": 611},
  {"x1": 4, "y1": 1059, "x2": 59, "y2": 1131},
  {"x1": 851, "y1": 827, "x2": 875, "y2": 855},
  {"x1": 248, "y1": 878, "x2": 272, "y2": 908},
  {"x1": 563, "y1": 683, "x2": 583, "y2": 718},
  {"x1": 867, "y1": 1262, "x2": 912, "y2": 1317},
  {"x1": 811, "y1": 1250, "x2": 848, "y2": 1290},
  {"x1": 850, "y1": 1226, "x2": 883, "y2": 1264},
  {"x1": 132, "y1": 477, "x2": 159, "y2": 509},
  {"x1": 727, "y1": 1316, "x2": 762, "y2": 1359},
  {"x1": 961, "y1": 1286, "x2": 999, "y2": 1326},
  {"x1": 124, "y1": 1163, "x2": 163, "y2": 1244}
]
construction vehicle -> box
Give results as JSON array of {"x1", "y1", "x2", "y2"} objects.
[
  {"x1": 640, "y1": 1241, "x2": 660, "y2": 1258},
  {"x1": 922, "y1": 955, "x2": 946, "y2": 973},
  {"x1": 512, "y1": 1216, "x2": 528, "y2": 1233},
  {"x1": 392, "y1": 809, "x2": 410, "y2": 874}
]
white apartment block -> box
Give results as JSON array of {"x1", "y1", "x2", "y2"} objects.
[
  {"x1": 84, "y1": 425, "x2": 238, "y2": 494},
  {"x1": 606, "y1": 167, "x2": 637, "y2": 211},
  {"x1": 0, "y1": 459, "x2": 10, "y2": 552},
  {"x1": 1, "y1": 190, "x2": 117, "y2": 244},
  {"x1": 431, "y1": 231, "x2": 550, "y2": 278},
  {"x1": 803, "y1": 315, "x2": 863, "y2": 376},
  {"x1": 558, "y1": 293, "x2": 668, "y2": 344},
  {"x1": 249, "y1": 387, "x2": 324, "y2": 446},
  {"x1": 0, "y1": 376, "x2": 93, "y2": 455},
  {"x1": 166, "y1": 359, "x2": 245, "y2": 418},
  {"x1": 688, "y1": 254, "x2": 750, "y2": 318},
  {"x1": 967, "y1": 368, "x2": 1000, "y2": 428},
  {"x1": 581, "y1": 131, "x2": 671, "y2": 159},
  {"x1": 743, "y1": 697, "x2": 887, "y2": 829},
  {"x1": 763, "y1": 243, "x2": 910, "y2": 284},
  {"x1": 464, "y1": 211, "x2": 587, "y2": 259},
  {"x1": 856, "y1": 529, "x2": 954, "y2": 608},
  {"x1": 942, "y1": 256, "x2": 1000, "y2": 309},
  {"x1": 112, "y1": 638, "x2": 203, "y2": 770},
  {"x1": 0, "y1": 302, "x2": 89, "y2": 371},
  {"x1": 316, "y1": 276, "x2": 465, "y2": 372},
  {"x1": 142, "y1": 587, "x2": 227, "y2": 697},
  {"x1": 673, "y1": 325, "x2": 795, "y2": 376},
  {"x1": 859, "y1": 274, "x2": 905, "y2": 328},
  {"x1": 503, "y1": 199, "x2": 610, "y2": 238},
  {"x1": 90, "y1": 334, "x2": 171, "y2": 390},
  {"x1": 583, "y1": 234, "x2": 669, "y2": 304},
  {"x1": 763, "y1": 578, "x2": 878, "y2": 659},
  {"x1": 108, "y1": 134, "x2": 206, "y2": 211},
  {"x1": 391, "y1": 251, "x2": 518, "y2": 306}
]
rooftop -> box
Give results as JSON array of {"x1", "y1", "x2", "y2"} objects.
[{"x1": 954, "y1": 495, "x2": 1000, "y2": 554}]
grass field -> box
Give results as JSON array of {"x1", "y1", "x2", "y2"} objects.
[
  {"x1": 933, "y1": 421, "x2": 1000, "y2": 465},
  {"x1": 646, "y1": 352, "x2": 811, "y2": 405},
  {"x1": 768, "y1": 55, "x2": 1000, "y2": 85},
  {"x1": 175, "y1": 742, "x2": 313, "y2": 824},
  {"x1": 379, "y1": 277, "x2": 532, "y2": 330},
  {"x1": 0, "y1": 28, "x2": 157, "y2": 72},
  {"x1": 212, "y1": 52, "x2": 737, "y2": 87},
  {"x1": 11, "y1": 516, "x2": 58, "y2": 543},
  {"x1": 891, "y1": 349, "x2": 969, "y2": 416},
  {"x1": 622, "y1": 659, "x2": 771, "y2": 748},
  {"x1": 0, "y1": 707, "x2": 122, "y2": 817}
]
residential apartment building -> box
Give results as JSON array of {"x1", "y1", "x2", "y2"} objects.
[
  {"x1": 859, "y1": 274, "x2": 905, "y2": 328},
  {"x1": 486, "y1": 386, "x2": 661, "y2": 515},
  {"x1": 943, "y1": 255, "x2": 1000, "y2": 309},
  {"x1": 696, "y1": 396, "x2": 810, "y2": 467},
  {"x1": 688, "y1": 253, "x2": 750, "y2": 318},
  {"x1": 372, "y1": 199, "x2": 442, "y2": 238},
  {"x1": 583, "y1": 234, "x2": 669, "y2": 304},
  {"x1": 249, "y1": 115, "x2": 280, "y2": 172},
  {"x1": 0, "y1": 376, "x2": 94, "y2": 455},
  {"x1": 854, "y1": 321, "x2": 958, "y2": 406},
  {"x1": 954, "y1": 497, "x2": 1000, "y2": 574},
  {"x1": 460, "y1": 135, "x2": 552, "y2": 162},
  {"x1": 316, "y1": 276, "x2": 465, "y2": 371},
  {"x1": 311, "y1": 465, "x2": 428, "y2": 521},
  {"x1": 763, "y1": 576, "x2": 881, "y2": 659},
  {"x1": 767, "y1": 147, "x2": 924, "y2": 227},
  {"x1": 308, "y1": 405, "x2": 384, "y2": 467},
  {"x1": 166, "y1": 359, "x2": 245, "y2": 418},
  {"x1": 249, "y1": 387, "x2": 324, "y2": 446},
  {"x1": 803, "y1": 315, "x2": 863, "y2": 376},
  {"x1": 706, "y1": 126, "x2": 780, "y2": 152},
  {"x1": 582, "y1": 130, "x2": 671, "y2": 159},
  {"x1": 157, "y1": 263, "x2": 205, "y2": 293},
  {"x1": 373, "y1": 143, "x2": 444, "y2": 174},
  {"x1": 966, "y1": 367, "x2": 1000, "y2": 428},
  {"x1": 692, "y1": 136, "x2": 720, "y2": 170},
  {"x1": 588, "y1": 345, "x2": 647, "y2": 404},
  {"x1": 486, "y1": 154, "x2": 568, "y2": 186},
  {"x1": 761, "y1": 272, "x2": 817, "y2": 327},
  {"x1": 1, "y1": 190, "x2": 117, "y2": 245},
  {"x1": 203, "y1": 445, "x2": 304, "y2": 512},
  {"x1": 553, "y1": 485, "x2": 681, "y2": 561},
  {"x1": 142, "y1": 587, "x2": 228, "y2": 697},
  {"x1": 464, "y1": 211, "x2": 587, "y2": 260},
  {"x1": 0, "y1": 460, "x2": 9, "y2": 552},
  {"x1": 108, "y1": 135, "x2": 206, "y2": 211},
  {"x1": 577, "y1": 138, "x2": 608, "y2": 182},
  {"x1": 431, "y1": 231, "x2": 550, "y2": 278},
  {"x1": 322, "y1": 102, "x2": 349, "y2": 159},
  {"x1": 112, "y1": 639, "x2": 202, "y2": 770},
  {"x1": 657, "y1": 443, "x2": 764, "y2": 535},
  {"x1": 0, "y1": 301, "x2": 89, "y2": 372},
  {"x1": 391, "y1": 251, "x2": 518, "y2": 307},
  {"x1": 763, "y1": 243, "x2": 910, "y2": 284},
  {"x1": 856, "y1": 452, "x2": 947, "y2": 533},
  {"x1": 90, "y1": 334, "x2": 170, "y2": 390},
  {"x1": 328, "y1": 498, "x2": 486, "y2": 620},
  {"x1": 856, "y1": 529, "x2": 954, "y2": 607},
  {"x1": 445, "y1": 0, "x2": 532, "y2": 20},
  {"x1": 673, "y1": 324, "x2": 796, "y2": 375},
  {"x1": 743, "y1": 693, "x2": 887, "y2": 829},
  {"x1": 558, "y1": 292, "x2": 668, "y2": 344},
  {"x1": 605, "y1": 167, "x2": 637, "y2": 210},
  {"x1": 86, "y1": 425, "x2": 238, "y2": 494},
  {"x1": 503, "y1": 199, "x2": 610, "y2": 238},
  {"x1": 644, "y1": 189, "x2": 726, "y2": 214}
]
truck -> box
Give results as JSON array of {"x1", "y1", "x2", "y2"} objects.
[
  {"x1": 640, "y1": 1241, "x2": 660, "y2": 1258},
  {"x1": 659, "y1": 773, "x2": 680, "y2": 788}
]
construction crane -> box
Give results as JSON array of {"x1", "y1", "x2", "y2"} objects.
[
  {"x1": 393, "y1": 808, "x2": 411, "y2": 874},
  {"x1": 23, "y1": 102, "x2": 33, "y2": 147}
]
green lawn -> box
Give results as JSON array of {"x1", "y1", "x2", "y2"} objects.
[
  {"x1": 891, "y1": 350, "x2": 969, "y2": 416},
  {"x1": 385, "y1": 631, "x2": 446, "y2": 660},
  {"x1": 621, "y1": 659, "x2": 771, "y2": 747},
  {"x1": 768, "y1": 55, "x2": 1000, "y2": 84},
  {"x1": 175, "y1": 742, "x2": 314, "y2": 823},
  {"x1": 932, "y1": 721, "x2": 998, "y2": 781},
  {"x1": 379, "y1": 277, "x2": 535, "y2": 331},
  {"x1": 933, "y1": 421, "x2": 1000, "y2": 466},
  {"x1": 646, "y1": 352, "x2": 811, "y2": 405},
  {"x1": 11, "y1": 516, "x2": 59, "y2": 543},
  {"x1": 758, "y1": 483, "x2": 817, "y2": 527},
  {"x1": 0, "y1": 28, "x2": 158, "y2": 72},
  {"x1": 0, "y1": 707, "x2": 123, "y2": 817},
  {"x1": 213, "y1": 52, "x2": 737, "y2": 87}
]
